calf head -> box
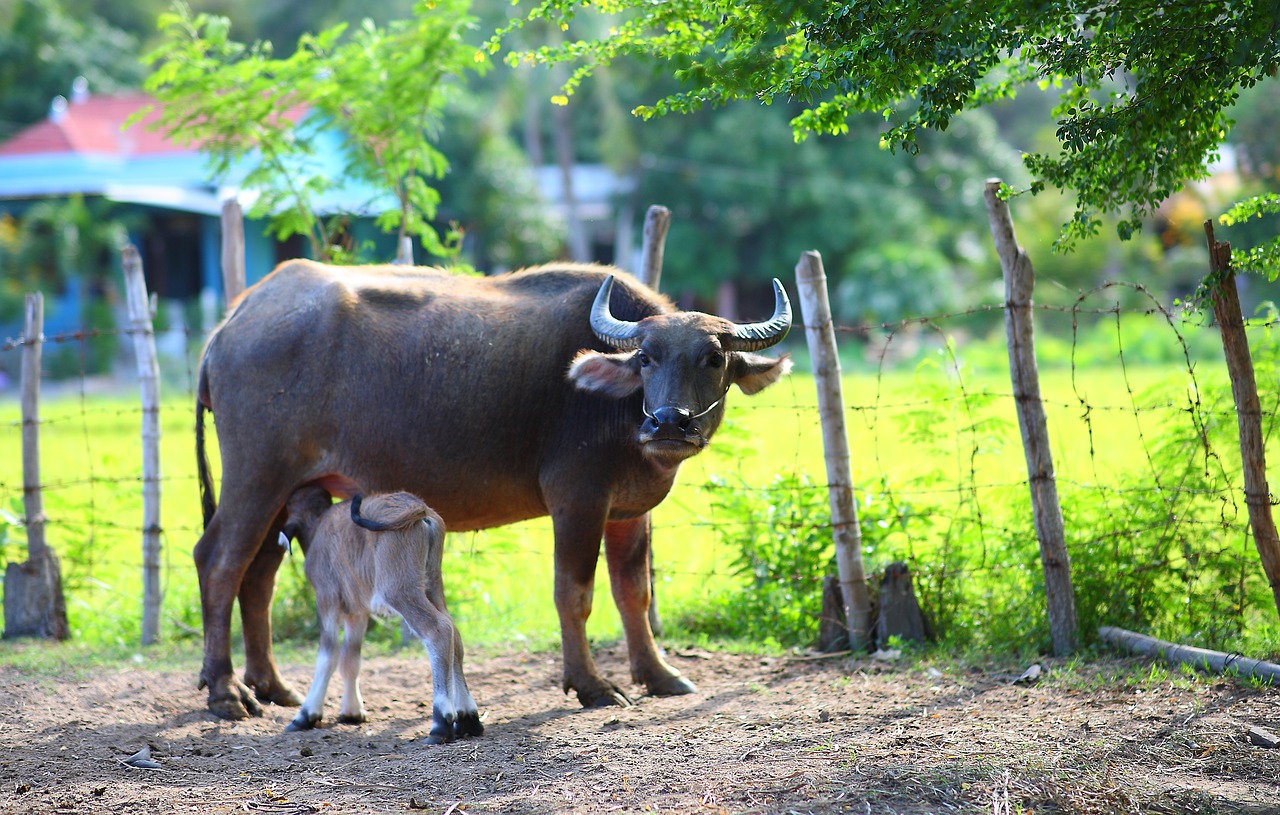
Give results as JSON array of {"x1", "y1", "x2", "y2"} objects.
[{"x1": 569, "y1": 276, "x2": 793, "y2": 466}]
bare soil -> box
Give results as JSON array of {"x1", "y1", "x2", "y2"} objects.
[{"x1": 0, "y1": 644, "x2": 1278, "y2": 814}]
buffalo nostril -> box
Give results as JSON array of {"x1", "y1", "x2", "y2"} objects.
[{"x1": 652, "y1": 406, "x2": 693, "y2": 429}]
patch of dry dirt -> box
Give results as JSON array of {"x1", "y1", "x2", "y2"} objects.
[{"x1": 0, "y1": 646, "x2": 1278, "y2": 814}]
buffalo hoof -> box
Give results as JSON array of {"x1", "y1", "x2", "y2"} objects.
[
  {"x1": 576, "y1": 682, "x2": 632, "y2": 709},
  {"x1": 646, "y1": 674, "x2": 697, "y2": 697},
  {"x1": 206, "y1": 678, "x2": 264, "y2": 721},
  {"x1": 454, "y1": 711, "x2": 484, "y2": 738},
  {"x1": 285, "y1": 711, "x2": 321, "y2": 732},
  {"x1": 252, "y1": 682, "x2": 303, "y2": 708}
]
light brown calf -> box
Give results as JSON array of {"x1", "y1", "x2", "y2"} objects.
[{"x1": 282, "y1": 487, "x2": 482, "y2": 744}]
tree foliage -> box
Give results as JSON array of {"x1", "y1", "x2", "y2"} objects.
[
  {"x1": 138, "y1": 0, "x2": 483, "y2": 261},
  {"x1": 499, "y1": 0, "x2": 1280, "y2": 248}
]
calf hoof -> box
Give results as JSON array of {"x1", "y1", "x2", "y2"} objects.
[
  {"x1": 426, "y1": 711, "x2": 456, "y2": 745},
  {"x1": 647, "y1": 674, "x2": 697, "y2": 697},
  {"x1": 206, "y1": 678, "x2": 264, "y2": 721},
  {"x1": 454, "y1": 711, "x2": 484, "y2": 738},
  {"x1": 285, "y1": 710, "x2": 322, "y2": 732}
]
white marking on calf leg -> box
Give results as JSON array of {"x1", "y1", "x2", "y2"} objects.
[
  {"x1": 395, "y1": 592, "x2": 459, "y2": 744},
  {"x1": 286, "y1": 610, "x2": 341, "y2": 731},
  {"x1": 336, "y1": 614, "x2": 369, "y2": 724}
]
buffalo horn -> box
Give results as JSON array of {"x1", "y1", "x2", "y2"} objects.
[
  {"x1": 723, "y1": 278, "x2": 792, "y2": 352},
  {"x1": 589, "y1": 275, "x2": 643, "y2": 350}
]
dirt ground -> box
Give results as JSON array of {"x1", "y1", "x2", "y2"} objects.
[{"x1": 0, "y1": 644, "x2": 1278, "y2": 815}]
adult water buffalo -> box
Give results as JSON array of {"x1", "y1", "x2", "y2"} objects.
[{"x1": 194, "y1": 260, "x2": 792, "y2": 720}]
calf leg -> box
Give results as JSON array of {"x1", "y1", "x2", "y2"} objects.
[
  {"x1": 285, "y1": 605, "x2": 343, "y2": 732},
  {"x1": 552, "y1": 508, "x2": 629, "y2": 707},
  {"x1": 238, "y1": 518, "x2": 302, "y2": 707},
  {"x1": 396, "y1": 591, "x2": 463, "y2": 744},
  {"x1": 605, "y1": 516, "x2": 695, "y2": 697},
  {"x1": 336, "y1": 614, "x2": 369, "y2": 724},
  {"x1": 421, "y1": 579, "x2": 482, "y2": 738}
]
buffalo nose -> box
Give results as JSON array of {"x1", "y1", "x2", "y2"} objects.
[{"x1": 651, "y1": 406, "x2": 693, "y2": 430}]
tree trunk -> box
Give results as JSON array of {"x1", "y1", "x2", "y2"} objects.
[
  {"x1": 984, "y1": 179, "x2": 1078, "y2": 656},
  {"x1": 3, "y1": 293, "x2": 69, "y2": 640},
  {"x1": 1204, "y1": 222, "x2": 1280, "y2": 617},
  {"x1": 795, "y1": 250, "x2": 872, "y2": 651}
]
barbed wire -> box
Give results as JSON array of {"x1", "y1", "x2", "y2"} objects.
[{"x1": 1, "y1": 292, "x2": 1275, "y2": 639}]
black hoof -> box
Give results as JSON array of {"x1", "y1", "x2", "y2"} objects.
[
  {"x1": 285, "y1": 711, "x2": 321, "y2": 732},
  {"x1": 647, "y1": 674, "x2": 697, "y2": 697},
  {"x1": 335, "y1": 713, "x2": 366, "y2": 725},
  {"x1": 454, "y1": 712, "x2": 484, "y2": 738},
  {"x1": 426, "y1": 707, "x2": 456, "y2": 745}
]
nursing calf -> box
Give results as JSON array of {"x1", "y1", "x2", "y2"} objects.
[{"x1": 282, "y1": 487, "x2": 482, "y2": 744}]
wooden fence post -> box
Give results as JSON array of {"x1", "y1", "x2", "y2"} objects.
[
  {"x1": 2, "y1": 293, "x2": 69, "y2": 640},
  {"x1": 1204, "y1": 222, "x2": 1280, "y2": 617},
  {"x1": 637, "y1": 204, "x2": 671, "y2": 637},
  {"x1": 221, "y1": 197, "x2": 246, "y2": 307},
  {"x1": 121, "y1": 245, "x2": 163, "y2": 645},
  {"x1": 984, "y1": 179, "x2": 1078, "y2": 656},
  {"x1": 637, "y1": 205, "x2": 670, "y2": 290},
  {"x1": 795, "y1": 250, "x2": 872, "y2": 651}
]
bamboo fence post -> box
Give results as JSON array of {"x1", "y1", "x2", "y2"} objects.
[
  {"x1": 221, "y1": 197, "x2": 246, "y2": 307},
  {"x1": 795, "y1": 250, "x2": 872, "y2": 651},
  {"x1": 122, "y1": 245, "x2": 163, "y2": 645},
  {"x1": 984, "y1": 179, "x2": 1078, "y2": 656},
  {"x1": 2, "y1": 292, "x2": 69, "y2": 640},
  {"x1": 1204, "y1": 222, "x2": 1280, "y2": 617},
  {"x1": 637, "y1": 204, "x2": 671, "y2": 637},
  {"x1": 637, "y1": 205, "x2": 670, "y2": 290}
]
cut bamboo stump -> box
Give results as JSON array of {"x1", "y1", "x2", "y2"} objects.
[
  {"x1": 1099, "y1": 626, "x2": 1280, "y2": 685},
  {"x1": 876, "y1": 561, "x2": 930, "y2": 645},
  {"x1": 3, "y1": 293, "x2": 69, "y2": 640}
]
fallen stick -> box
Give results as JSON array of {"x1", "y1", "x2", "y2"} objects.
[{"x1": 1098, "y1": 626, "x2": 1280, "y2": 685}]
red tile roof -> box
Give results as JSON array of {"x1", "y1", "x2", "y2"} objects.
[{"x1": 0, "y1": 93, "x2": 184, "y2": 158}]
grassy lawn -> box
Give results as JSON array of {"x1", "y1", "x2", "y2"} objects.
[{"x1": 0, "y1": 347, "x2": 1233, "y2": 652}]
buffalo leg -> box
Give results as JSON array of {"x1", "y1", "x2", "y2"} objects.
[
  {"x1": 238, "y1": 518, "x2": 302, "y2": 707},
  {"x1": 604, "y1": 515, "x2": 696, "y2": 697},
  {"x1": 552, "y1": 509, "x2": 630, "y2": 707},
  {"x1": 194, "y1": 511, "x2": 266, "y2": 720}
]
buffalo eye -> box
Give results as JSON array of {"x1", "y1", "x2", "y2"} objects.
[
  {"x1": 636, "y1": 349, "x2": 651, "y2": 367},
  {"x1": 704, "y1": 349, "x2": 725, "y2": 369}
]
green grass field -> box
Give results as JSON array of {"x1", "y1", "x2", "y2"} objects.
[{"x1": 0, "y1": 313, "x2": 1275, "y2": 657}]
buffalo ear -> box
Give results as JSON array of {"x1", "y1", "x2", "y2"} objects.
[
  {"x1": 732, "y1": 352, "x2": 792, "y2": 395},
  {"x1": 567, "y1": 349, "x2": 642, "y2": 398}
]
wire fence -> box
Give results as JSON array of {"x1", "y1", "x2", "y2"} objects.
[{"x1": 0, "y1": 275, "x2": 1276, "y2": 651}]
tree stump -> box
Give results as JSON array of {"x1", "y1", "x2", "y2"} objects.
[
  {"x1": 817, "y1": 576, "x2": 848, "y2": 652},
  {"x1": 875, "y1": 561, "x2": 930, "y2": 646},
  {"x1": 3, "y1": 549, "x2": 69, "y2": 640}
]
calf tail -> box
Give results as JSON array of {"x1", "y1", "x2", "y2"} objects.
[
  {"x1": 196, "y1": 397, "x2": 217, "y2": 529},
  {"x1": 350, "y1": 492, "x2": 436, "y2": 533}
]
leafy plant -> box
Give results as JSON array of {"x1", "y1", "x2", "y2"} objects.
[{"x1": 138, "y1": 0, "x2": 483, "y2": 262}]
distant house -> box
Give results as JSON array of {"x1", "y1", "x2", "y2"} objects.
[
  {"x1": 0, "y1": 85, "x2": 397, "y2": 326},
  {"x1": 0, "y1": 82, "x2": 634, "y2": 340}
]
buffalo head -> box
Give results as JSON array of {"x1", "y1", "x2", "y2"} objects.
[{"x1": 568, "y1": 275, "x2": 793, "y2": 466}]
